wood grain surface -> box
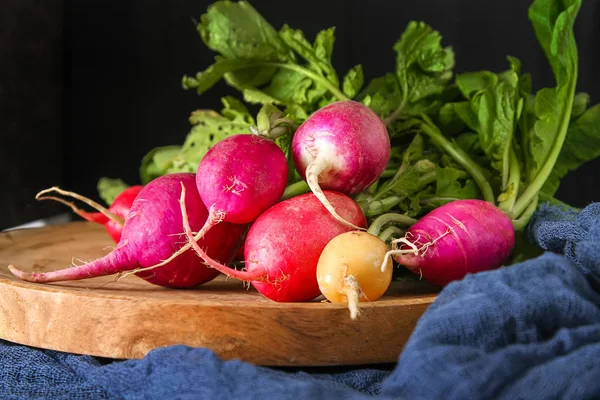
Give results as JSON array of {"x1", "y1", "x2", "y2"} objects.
[{"x1": 0, "y1": 222, "x2": 439, "y2": 366}]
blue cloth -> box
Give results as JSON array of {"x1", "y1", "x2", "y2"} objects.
[{"x1": 2, "y1": 202, "x2": 600, "y2": 400}]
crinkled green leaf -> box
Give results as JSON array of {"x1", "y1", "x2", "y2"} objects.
[
  {"x1": 219, "y1": 96, "x2": 254, "y2": 124},
  {"x1": 394, "y1": 21, "x2": 454, "y2": 104},
  {"x1": 359, "y1": 73, "x2": 402, "y2": 118},
  {"x1": 453, "y1": 61, "x2": 520, "y2": 189},
  {"x1": 197, "y1": 1, "x2": 291, "y2": 61},
  {"x1": 139, "y1": 98, "x2": 255, "y2": 183},
  {"x1": 279, "y1": 25, "x2": 339, "y2": 86},
  {"x1": 570, "y1": 92, "x2": 590, "y2": 119},
  {"x1": 263, "y1": 68, "x2": 313, "y2": 105},
  {"x1": 96, "y1": 178, "x2": 130, "y2": 206},
  {"x1": 342, "y1": 65, "x2": 364, "y2": 99},
  {"x1": 522, "y1": 0, "x2": 580, "y2": 179},
  {"x1": 139, "y1": 145, "x2": 183, "y2": 184},
  {"x1": 541, "y1": 104, "x2": 600, "y2": 196},
  {"x1": 435, "y1": 167, "x2": 480, "y2": 199},
  {"x1": 455, "y1": 71, "x2": 496, "y2": 99}
]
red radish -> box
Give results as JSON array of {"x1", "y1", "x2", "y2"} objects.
[
  {"x1": 36, "y1": 185, "x2": 143, "y2": 243},
  {"x1": 154, "y1": 133, "x2": 289, "y2": 274},
  {"x1": 8, "y1": 173, "x2": 245, "y2": 288},
  {"x1": 291, "y1": 100, "x2": 390, "y2": 229},
  {"x1": 317, "y1": 231, "x2": 393, "y2": 319},
  {"x1": 382, "y1": 199, "x2": 515, "y2": 287},
  {"x1": 180, "y1": 189, "x2": 367, "y2": 302}
]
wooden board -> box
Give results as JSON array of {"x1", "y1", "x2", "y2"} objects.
[{"x1": 0, "y1": 222, "x2": 439, "y2": 366}]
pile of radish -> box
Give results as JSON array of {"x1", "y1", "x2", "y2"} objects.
[{"x1": 7, "y1": 99, "x2": 525, "y2": 320}]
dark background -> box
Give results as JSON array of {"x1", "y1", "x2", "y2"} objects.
[{"x1": 2, "y1": 0, "x2": 599, "y2": 229}]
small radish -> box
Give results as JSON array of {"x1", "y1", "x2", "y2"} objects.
[
  {"x1": 291, "y1": 100, "x2": 391, "y2": 229},
  {"x1": 382, "y1": 199, "x2": 515, "y2": 287},
  {"x1": 180, "y1": 189, "x2": 367, "y2": 302},
  {"x1": 8, "y1": 173, "x2": 245, "y2": 288},
  {"x1": 317, "y1": 231, "x2": 393, "y2": 319},
  {"x1": 36, "y1": 185, "x2": 143, "y2": 243},
  {"x1": 149, "y1": 132, "x2": 289, "y2": 274}
]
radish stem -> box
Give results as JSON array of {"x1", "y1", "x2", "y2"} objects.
[
  {"x1": 418, "y1": 117, "x2": 495, "y2": 204},
  {"x1": 305, "y1": 156, "x2": 366, "y2": 230},
  {"x1": 367, "y1": 213, "x2": 417, "y2": 236},
  {"x1": 378, "y1": 226, "x2": 404, "y2": 243}
]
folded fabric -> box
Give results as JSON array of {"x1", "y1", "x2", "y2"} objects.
[{"x1": 1, "y1": 202, "x2": 599, "y2": 400}]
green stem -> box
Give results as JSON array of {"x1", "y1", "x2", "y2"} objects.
[
  {"x1": 498, "y1": 147, "x2": 521, "y2": 216},
  {"x1": 383, "y1": 98, "x2": 408, "y2": 126},
  {"x1": 418, "y1": 116, "x2": 495, "y2": 203},
  {"x1": 512, "y1": 80, "x2": 576, "y2": 218},
  {"x1": 419, "y1": 196, "x2": 460, "y2": 205},
  {"x1": 511, "y1": 195, "x2": 539, "y2": 231},
  {"x1": 379, "y1": 226, "x2": 405, "y2": 243},
  {"x1": 367, "y1": 213, "x2": 417, "y2": 236},
  {"x1": 364, "y1": 196, "x2": 402, "y2": 217},
  {"x1": 260, "y1": 62, "x2": 350, "y2": 101},
  {"x1": 281, "y1": 180, "x2": 309, "y2": 200},
  {"x1": 381, "y1": 169, "x2": 397, "y2": 178},
  {"x1": 416, "y1": 171, "x2": 439, "y2": 188}
]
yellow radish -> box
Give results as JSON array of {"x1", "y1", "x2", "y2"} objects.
[{"x1": 316, "y1": 231, "x2": 393, "y2": 320}]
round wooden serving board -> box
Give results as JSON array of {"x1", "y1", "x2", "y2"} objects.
[{"x1": 0, "y1": 222, "x2": 439, "y2": 366}]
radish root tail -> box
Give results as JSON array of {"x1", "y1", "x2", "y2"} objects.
[
  {"x1": 305, "y1": 158, "x2": 366, "y2": 231},
  {"x1": 36, "y1": 186, "x2": 124, "y2": 225},
  {"x1": 341, "y1": 274, "x2": 362, "y2": 320},
  {"x1": 381, "y1": 237, "x2": 419, "y2": 272},
  {"x1": 382, "y1": 228, "x2": 455, "y2": 272},
  {"x1": 179, "y1": 183, "x2": 269, "y2": 282}
]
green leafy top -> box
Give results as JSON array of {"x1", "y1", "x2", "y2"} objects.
[{"x1": 115, "y1": 0, "x2": 600, "y2": 267}]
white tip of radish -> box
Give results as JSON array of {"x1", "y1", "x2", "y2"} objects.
[
  {"x1": 7, "y1": 265, "x2": 33, "y2": 281},
  {"x1": 305, "y1": 161, "x2": 366, "y2": 231},
  {"x1": 342, "y1": 275, "x2": 362, "y2": 320}
]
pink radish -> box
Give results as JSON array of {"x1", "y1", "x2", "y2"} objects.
[
  {"x1": 382, "y1": 199, "x2": 515, "y2": 287},
  {"x1": 153, "y1": 132, "x2": 289, "y2": 275},
  {"x1": 36, "y1": 185, "x2": 143, "y2": 243},
  {"x1": 8, "y1": 173, "x2": 246, "y2": 288},
  {"x1": 291, "y1": 100, "x2": 390, "y2": 229},
  {"x1": 180, "y1": 188, "x2": 367, "y2": 302}
]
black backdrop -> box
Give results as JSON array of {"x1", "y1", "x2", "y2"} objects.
[{"x1": 2, "y1": 0, "x2": 599, "y2": 229}]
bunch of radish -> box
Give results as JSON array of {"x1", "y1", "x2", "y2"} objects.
[{"x1": 8, "y1": 100, "x2": 517, "y2": 320}]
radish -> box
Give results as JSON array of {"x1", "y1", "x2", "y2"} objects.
[
  {"x1": 149, "y1": 132, "x2": 289, "y2": 274},
  {"x1": 36, "y1": 185, "x2": 143, "y2": 243},
  {"x1": 8, "y1": 173, "x2": 245, "y2": 288},
  {"x1": 317, "y1": 230, "x2": 393, "y2": 319},
  {"x1": 180, "y1": 189, "x2": 367, "y2": 301},
  {"x1": 381, "y1": 199, "x2": 515, "y2": 287},
  {"x1": 291, "y1": 100, "x2": 391, "y2": 229}
]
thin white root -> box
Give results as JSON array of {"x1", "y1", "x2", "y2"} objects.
[
  {"x1": 381, "y1": 227, "x2": 456, "y2": 273},
  {"x1": 305, "y1": 159, "x2": 366, "y2": 231},
  {"x1": 36, "y1": 186, "x2": 124, "y2": 225},
  {"x1": 381, "y1": 237, "x2": 419, "y2": 272},
  {"x1": 341, "y1": 274, "x2": 362, "y2": 320}
]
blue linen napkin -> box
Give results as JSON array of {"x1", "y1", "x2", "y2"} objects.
[{"x1": 1, "y1": 202, "x2": 599, "y2": 400}]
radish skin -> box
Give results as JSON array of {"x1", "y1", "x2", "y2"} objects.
[
  {"x1": 383, "y1": 199, "x2": 515, "y2": 287},
  {"x1": 135, "y1": 133, "x2": 289, "y2": 276},
  {"x1": 8, "y1": 173, "x2": 245, "y2": 288},
  {"x1": 292, "y1": 101, "x2": 390, "y2": 229},
  {"x1": 244, "y1": 191, "x2": 367, "y2": 302},
  {"x1": 317, "y1": 231, "x2": 392, "y2": 319},
  {"x1": 36, "y1": 185, "x2": 143, "y2": 243},
  {"x1": 181, "y1": 189, "x2": 367, "y2": 301}
]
